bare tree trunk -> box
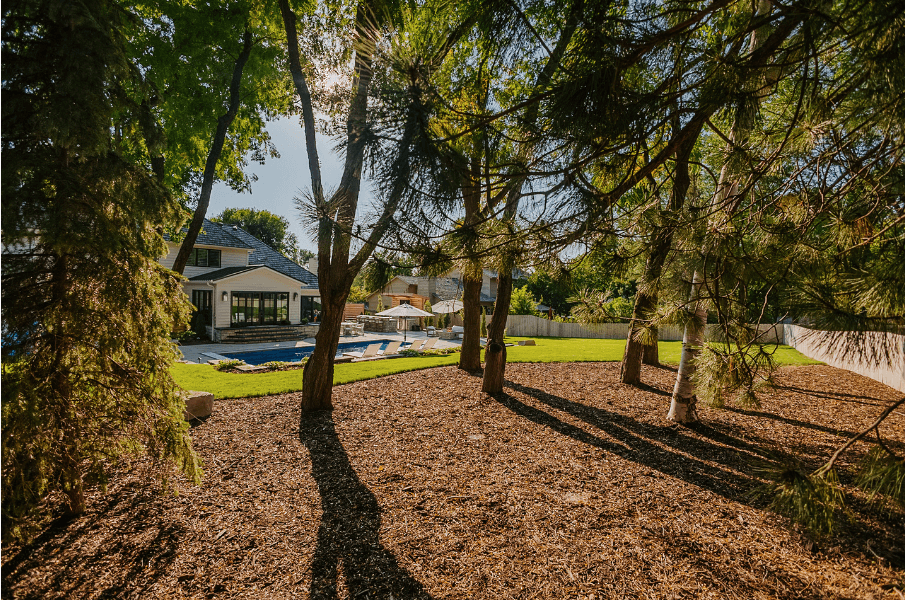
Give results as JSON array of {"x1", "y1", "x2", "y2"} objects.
[
  {"x1": 282, "y1": 1, "x2": 375, "y2": 415},
  {"x1": 458, "y1": 165, "x2": 484, "y2": 372},
  {"x1": 621, "y1": 128, "x2": 698, "y2": 383},
  {"x1": 301, "y1": 297, "x2": 345, "y2": 412},
  {"x1": 282, "y1": 1, "x2": 470, "y2": 416},
  {"x1": 172, "y1": 27, "x2": 253, "y2": 274},
  {"x1": 620, "y1": 297, "x2": 648, "y2": 385},
  {"x1": 642, "y1": 326, "x2": 660, "y2": 366},
  {"x1": 482, "y1": 271, "x2": 513, "y2": 394},
  {"x1": 668, "y1": 271, "x2": 707, "y2": 422},
  {"x1": 459, "y1": 276, "x2": 483, "y2": 371}
]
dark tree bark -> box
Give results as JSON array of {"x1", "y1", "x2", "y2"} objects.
[
  {"x1": 459, "y1": 170, "x2": 483, "y2": 372},
  {"x1": 642, "y1": 327, "x2": 660, "y2": 366},
  {"x1": 621, "y1": 125, "x2": 698, "y2": 384},
  {"x1": 172, "y1": 27, "x2": 253, "y2": 275},
  {"x1": 482, "y1": 272, "x2": 513, "y2": 393},
  {"x1": 460, "y1": 276, "x2": 483, "y2": 370},
  {"x1": 481, "y1": 3, "x2": 582, "y2": 392}
]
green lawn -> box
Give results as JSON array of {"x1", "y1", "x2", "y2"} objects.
[{"x1": 171, "y1": 337, "x2": 821, "y2": 399}]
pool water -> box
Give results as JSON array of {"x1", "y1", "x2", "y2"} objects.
[{"x1": 222, "y1": 339, "x2": 410, "y2": 365}]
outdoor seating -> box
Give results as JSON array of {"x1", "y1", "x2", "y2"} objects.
[
  {"x1": 379, "y1": 341, "x2": 402, "y2": 356},
  {"x1": 406, "y1": 337, "x2": 437, "y2": 353},
  {"x1": 426, "y1": 326, "x2": 437, "y2": 337},
  {"x1": 343, "y1": 343, "x2": 381, "y2": 359}
]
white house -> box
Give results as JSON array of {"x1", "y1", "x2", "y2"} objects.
[{"x1": 161, "y1": 219, "x2": 320, "y2": 342}]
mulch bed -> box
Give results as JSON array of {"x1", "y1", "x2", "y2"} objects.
[{"x1": 3, "y1": 363, "x2": 904, "y2": 599}]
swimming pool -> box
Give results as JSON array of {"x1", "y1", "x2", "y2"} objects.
[{"x1": 221, "y1": 339, "x2": 408, "y2": 365}]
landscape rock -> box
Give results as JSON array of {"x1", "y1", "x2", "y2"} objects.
[{"x1": 183, "y1": 390, "x2": 214, "y2": 421}]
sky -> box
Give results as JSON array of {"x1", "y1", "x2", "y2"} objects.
[{"x1": 209, "y1": 116, "x2": 375, "y2": 252}]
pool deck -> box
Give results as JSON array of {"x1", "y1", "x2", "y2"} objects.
[{"x1": 176, "y1": 330, "x2": 461, "y2": 364}]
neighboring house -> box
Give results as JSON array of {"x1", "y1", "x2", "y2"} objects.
[
  {"x1": 364, "y1": 271, "x2": 496, "y2": 314},
  {"x1": 161, "y1": 219, "x2": 320, "y2": 342}
]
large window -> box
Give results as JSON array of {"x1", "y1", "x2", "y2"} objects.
[
  {"x1": 231, "y1": 292, "x2": 289, "y2": 326},
  {"x1": 187, "y1": 248, "x2": 221, "y2": 268}
]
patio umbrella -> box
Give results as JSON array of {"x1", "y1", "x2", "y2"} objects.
[
  {"x1": 431, "y1": 299, "x2": 464, "y2": 314},
  {"x1": 376, "y1": 303, "x2": 434, "y2": 342}
]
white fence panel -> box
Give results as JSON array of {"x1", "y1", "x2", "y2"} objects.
[{"x1": 783, "y1": 326, "x2": 905, "y2": 393}]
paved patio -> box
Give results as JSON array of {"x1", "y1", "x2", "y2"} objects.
[{"x1": 176, "y1": 329, "x2": 461, "y2": 364}]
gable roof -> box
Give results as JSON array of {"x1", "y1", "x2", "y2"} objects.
[
  {"x1": 187, "y1": 266, "x2": 259, "y2": 281},
  {"x1": 225, "y1": 225, "x2": 319, "y2": 289},
  {"x1": 188, "y1": 265, "x2": 304, "y2": 286},
  {"x1": 163, "y1": 219, "x2": 253, "y2": 250}
]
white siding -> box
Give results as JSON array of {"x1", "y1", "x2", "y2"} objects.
[
  {"x1": 159, "y1": 242, "x2": 250, "y2": 278},
  {"x1": 211, "y1": 269, "x2": 304, "y2": 327}
]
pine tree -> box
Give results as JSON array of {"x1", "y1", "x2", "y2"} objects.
[{"x1": 2, "y1": 0, "x2": 200, "y2": 540}]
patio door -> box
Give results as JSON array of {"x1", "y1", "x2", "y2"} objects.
[{"x1": 190, "y1": 290, "x2": 212, "y2": 333}]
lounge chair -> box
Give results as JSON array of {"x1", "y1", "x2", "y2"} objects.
[
  {"x1": 343, "y1": 343, "x2": 381, "y2": 359},
  {"x1": 419, "y1": 337, "x2": 438, "y2": 351},
  {"x1": 379, "y1": 341, "x2": 402, "y2": 356}
]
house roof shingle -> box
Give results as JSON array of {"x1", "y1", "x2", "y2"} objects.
[
  {"x1": 163, "y1": 219, "x2": 253, "y2": 250},
  {"x1": 188, "y1": 266, "x2": 259, "y2": 282},
  {"x1": 226, "y1": 225, "x2": 319, "y2": 289}
]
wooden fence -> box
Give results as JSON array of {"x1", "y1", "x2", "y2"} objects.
[{"x1": 343, "y1": 303, "x2": 365, "y2": 321}]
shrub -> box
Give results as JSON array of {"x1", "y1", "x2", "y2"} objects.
[
  {"x1": 215, "y1": 359, "x2": 245, "y2": 371},
  {"x1": 261, "y1": 361, "x2": 292, "y2": 371}
]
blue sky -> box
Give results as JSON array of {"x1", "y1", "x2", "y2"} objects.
[{"x1": 210, "y1": 116, "x2": 375, "y2": 252}]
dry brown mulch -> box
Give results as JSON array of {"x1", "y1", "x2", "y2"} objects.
[{"x1": 3, "y1": 363, "x2": 904, "y2": 599}]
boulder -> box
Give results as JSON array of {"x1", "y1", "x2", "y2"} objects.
[
  {"x1": 183, "y1": 391, "x2": 214, "y2": 421},
  {"x1": 518, "y1": 339, "x2": 537, "y2": 346}
]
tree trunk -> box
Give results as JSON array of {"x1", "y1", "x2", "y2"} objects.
[
  {"x1": 620, "y1": 311, "x2": 645, "y2": 385},
  {"x1": 668, "y1": 270, "x2": 707, "y2": 423},
  {"x1": 52, "y1": 253, "x2": 86, "y2": 517},
  {"x1": 642, "y1": 326, "x2": 660, "y2": 366},
  {"x1": 621, "y1": 128, "x2": 698, "y2": 384},
  {"x1": 459, "y1": 276, "x2": 483, "y2": 371},
  {"x1": 300, "y1": 297, "x2": 345, "y2": 413},
  {"x1": 172, "y1": 27, "x2": 253, "y2": 275},
  {"x1": 482, "y1": 271, "x2": 513, "y2": 394}
]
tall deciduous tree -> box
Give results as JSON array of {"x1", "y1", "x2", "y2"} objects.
[
  {"x1": 132, "y1": 1, "x2": 290, "y2": 275},
  {"x1": 213, "y1": 207, "x2": 305, "y2": 257},
  {"x1": 1, "y1": 0, "x2": 200, "y2": 539},
  {"x1": 281, "y1": 0, "x2": 473, "y2": 412}
]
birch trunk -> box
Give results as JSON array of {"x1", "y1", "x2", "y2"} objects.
[
  {"x1": 668, "y1": 271, "x2": 707, "y2": 422},
  {"x1": 667, "y1": 1, "x2": 781, "y2": 421}
]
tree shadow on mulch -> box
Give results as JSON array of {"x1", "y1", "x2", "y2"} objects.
[
  {"x1": 495, "y1": 381, "x2": 763, "y2": 503},
  {"x1": 494, "y1": 378, "x2": 905, "y2": 564},
  {"x1": 1, "y1": 484, "x2": 183, "y2": 599},
  {"x1": 300, "y1": 412, "x2": 434, "y2": 600}
]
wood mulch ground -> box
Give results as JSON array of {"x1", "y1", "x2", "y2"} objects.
[{"x1": 3, "y1": 363, "x2": 904, "y2": 599}]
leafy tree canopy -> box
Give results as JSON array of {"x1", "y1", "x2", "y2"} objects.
[{"x1": 213, "y1": 207, "x2": 312, "y2": 261}]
